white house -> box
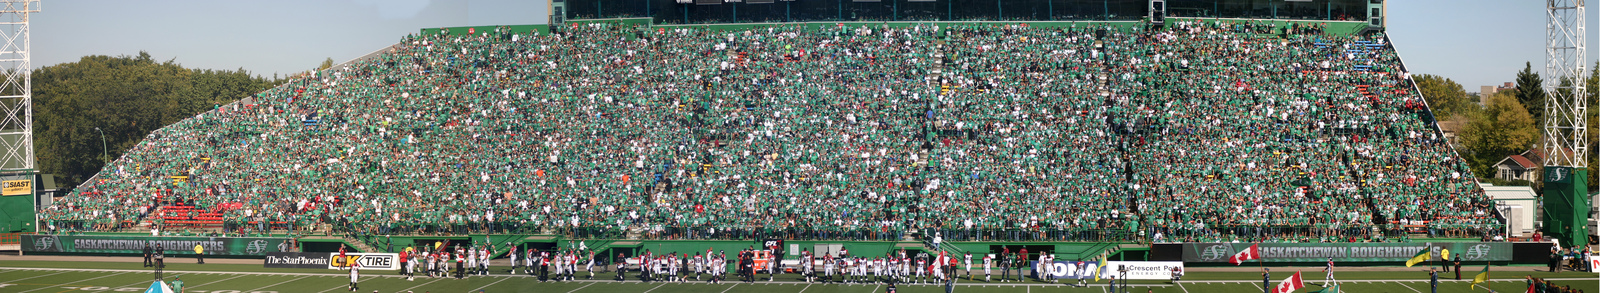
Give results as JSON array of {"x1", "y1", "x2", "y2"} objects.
[{"x1": 1482, "y1": 183, "x2": 1537, "y2": 238}]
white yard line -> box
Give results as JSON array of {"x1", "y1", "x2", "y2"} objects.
[
  {"x1": 109, "y1": 278, "x2": 164, "y2": 292},
  {"x1": 317, "y1": 282, "x2": 351, "y2": 293},
  {"x1": 0, "y1": 271, "x2": 67, "y2": 283},
  {"x1": 641, "y1": 283, "x2": 667, "y2": 293},
  {"x1": 469, "y1": 276, "x2": 513, "y2": 292},
  {"x1": 565, "y1": 282, "x2": 597, "y2": 293},
  {"x1": 1177, "y1": 282, "x2": 1191, "y2": 293},
  {"x1": 187, "y1": 274, "x2": 247, "y2": 289},
  {"x1": 19, "y1": 272, "x2": 127, "y2": 293},
  {"x1": 868, "y1": 284, "x2": 880, "y2": 292},
  {"x1": 246, "y1": 275, "x2": 308, "y2": 292},
  {"x1": 797, "y1": 283, "x2": 812, "y2": 293},
  {"x1": 399, "y1": 277, "x2": 446, "y2": 293},
  {"x1": 1250, "y1": 281, "x2": 1264, "y2": 292},
  {"x1": 718, "y1": 283, "x2": 739, "y2": 293},
  {"x1": 1396, "y1": 281, "x2": 1424, "y2": 293}
]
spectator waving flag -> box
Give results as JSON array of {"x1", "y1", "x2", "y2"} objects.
[
  {"x1": 1404, "y1": 248, "x2": 1430, "y2": 267},
  {"x1": 1272, "y1": 271, "x2": 1304, "y2": 293},
  {"x1": 1229, "y1": 244, "x2": 1261, "y2": 265}
]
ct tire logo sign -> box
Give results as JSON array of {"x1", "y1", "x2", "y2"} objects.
[
  {"x1": 32, "y1": 236, "x2": 58, "y2": 252},
  {"x1": 1197, "y1": 244, "x2": 1231, "y2": 262},
  {"x1": 328, "y1": 253, "x2": 400, "y2": 270}
]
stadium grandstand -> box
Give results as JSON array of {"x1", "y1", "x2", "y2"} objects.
[{"x1": 34, "y1": 0, "x2": 1504, "y2": 250}]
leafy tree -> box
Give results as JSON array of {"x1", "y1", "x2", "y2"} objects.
[
  {"x1": 1513, "y1": 62, "x2": 1546, "y2": 123},
  {"x1": 319, "y1": 57, "x2": 335, "y2": 70},
  {"x1": 1414, "y1": 74, "x2": 1470, "y2": 120},
  {"x1": 1459, "y1": 91, "x2": 1539, "y2": 179},
  {"x1": 34, "y1": 52, "x2": 282, "y2": 191},
  {"x1": 1586, "y1": 62, "x2": 1598, "y2": 191}
]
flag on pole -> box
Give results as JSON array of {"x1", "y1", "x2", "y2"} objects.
[
  {"x1": 1404, "y1": 248, "x2": 1431, "y2": 267},
  {"x1": 1272, "y1": 271, "x2": 1305, "y2": 293},
  {"x1": 1470, "y1": 264, "x2": 1490, "y2": 290},
  {"x1": 1230, "y1": 244, "x2": 1262, "y2": 265},
  {"x1": 1094, "y1": 255, "x2": 1107, "y2": 281}
]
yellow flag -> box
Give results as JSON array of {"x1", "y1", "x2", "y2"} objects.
[
  {"x1": 1403, "y1": 248, "x2": 1430, "y2": 267},
  {"x1": 1470, "y1": 264, "x2": 1489, "y2": 290}
]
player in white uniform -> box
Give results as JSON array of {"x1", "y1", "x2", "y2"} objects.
[
  {"x1": 508, "y1": 247, "x2": 519, "y2": 275},
  {"x1": 1037, "y1": 252, "x2": 1051, "y2": 283},
  {"x1": 713, "y1": 254, "x2": 727, "y2": 284},
  {"x1": 567, "y1": 252, "x2": 579, "y2": 281},
  {"x1": 347, "y1": 262, "x2": 361, "y2": 291},
  {"x1": 801, "y1": 250, "x2": 814, "y2": 283},
  {"x1": 586, "y1": 251, "x2": 596, "y2": 280},
  {"x1": 1322, "y1": 257, "x2": 1333, "y2": 285},
  {"x1": 466, "y1": 247, "x2": 478, "y2": 277},
  {"x1": 425, "y1": 251, "x2": 436, "y2": 278},
  {"x1": 822, "y1": 254, "x2": 835, "y2": 283},
  {"x1": 692, "y1": 253, "x2": 704, "y2": 281},
  {"x1": 982, "y1": 254, "x2": 993, "y2": 282},
  {"x1": 480, "y1": 246, "x2": 490, "y2": 276},
  {"x1": 963, "y1": 252, "x2": 973, "y2": 280}
]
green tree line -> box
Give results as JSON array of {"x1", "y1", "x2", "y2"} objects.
[
  {"x1": 1417, "y1": 61, "x2": 1599, "y2": 190},
  {"x1": 34, "y1": 52, "x2": 284, "y2": 191}
]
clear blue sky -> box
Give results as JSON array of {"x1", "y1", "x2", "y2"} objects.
[
  {"x1": 34, "y1": 0, "x2": 545, "y2": 78},
  {"x1": 1388, "y1": 0, "x2": 1599, "y2": 91},
  {"x1": 32, "y1": 0, "x2": 1597, "y2": 90}
]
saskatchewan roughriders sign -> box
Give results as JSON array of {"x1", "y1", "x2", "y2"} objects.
[
  {"x1": 22, "y1": 235, "x2": 291, "y2": 256},
  {"x1": 1182, "y1": 242, "x2": 1511, "y2": 263}
]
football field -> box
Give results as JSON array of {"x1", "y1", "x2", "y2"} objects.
[{"x1": 0, "y1": 260, "x2": 1594, "y2": 293}]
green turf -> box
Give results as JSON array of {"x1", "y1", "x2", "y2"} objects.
[{"x1": 0, "y1": 267, "x2": 1593, "y2": 293}]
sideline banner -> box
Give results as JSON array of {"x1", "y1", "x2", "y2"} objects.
[
  {"x1": 1182, "y1": 242, "x2": 1512, "y2": 263},
  {"x1": 1031, "y1": 260, "x2": 1181, "y2": 280},
  {"x1": 1101, "y1": 261, "x2": 1183, "y2": 280},
  {"x1": 329, "y1": 253, "x2": 400, "y2": 270},
  {"x1": 21, "y1": 235, "x2": 291, "y2": 256},
  {"x1": 264, "y1": 252, "x2": 332, "y2": 269},
  {"x1": 1031, "y1": 260, "x2": 1099, "y2": 279}
]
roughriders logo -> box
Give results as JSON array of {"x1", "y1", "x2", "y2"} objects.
[
  {"x1": 31, "y1": 236, "x2": 58, "y2": 252},
  {"x1": 246, "y1": 240, "x2": 270, "y2": 254},
  {"x1": 1462, "y1": 244, "x2": 1493, "y2": 260},
  {"x1": 1196, "y1": 244, "x2": 1232, "y2": 261}
]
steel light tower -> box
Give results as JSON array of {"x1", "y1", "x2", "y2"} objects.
[
  {"x1": 1544, "y1": 0, "x2": 1587, "y2": 168},
  {"x1": 1541, "y1": 0, "x2": 1589, "y2": 245},
  {"x1": 0, "y1": 0, "x2": 36, "y2": 173}
]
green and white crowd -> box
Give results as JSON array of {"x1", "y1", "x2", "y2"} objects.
[{"x1": 41, "y1": 20, "x2": 1500, "y2": 243}]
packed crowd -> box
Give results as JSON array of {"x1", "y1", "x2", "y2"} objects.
[{"x1": 42, "y1": 19, "x2": 1500, "y2": 243}]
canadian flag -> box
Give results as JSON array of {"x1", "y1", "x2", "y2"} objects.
[
  {"x1": 1273, "y1": 271, "x2": 1305, "y2": 293},
  {"x1": 1229, "y1": 244, "x2": 1261, "y2": 265}
]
